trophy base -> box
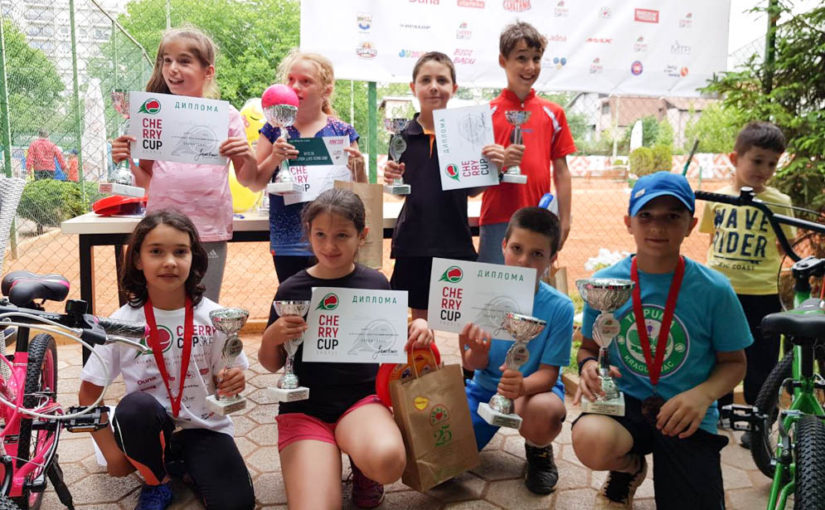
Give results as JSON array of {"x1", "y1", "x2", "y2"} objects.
[
  {"x1": 268, "y1": 386, "x2": 310, "y2": 402},
  {"x1": 205, "y1": 395, "x2": 247, "y2": 415},
  {"x1": 267, "y1": 181, "x2": 303, "y2": 195},
  {"x1": 580, "y1": 393, "x2": 625, "y2": 417},
  {"x1": 501, "y1": 173, "x2": 528, "y2": 184},
  {"x1": 384, "y1": 183, "x2": 411, "y2": 195},
  {"x1": 98, "y1": 182, "x2": 145, "y2": 197},
  {"x1": 477, "y1": 402, "x2": 522, "y2": 429}
]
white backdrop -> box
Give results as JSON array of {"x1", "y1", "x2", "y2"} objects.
[{"x1": 300, "y1": 0, "x2": 730, "y2": 97}]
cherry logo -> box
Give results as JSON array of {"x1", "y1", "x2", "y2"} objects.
[
  {"x1": 439, "y1": 266, "x2": 463, "y2": 283},
  {"x1": 139, "y1": 98, "x2": 161, "y2": 114},
  {"x1": 445, "y1": 164, "x2": 460, "y2": 181},
  {"x1": 317, "y1": 293, "x2": 339, "y2": 310}
]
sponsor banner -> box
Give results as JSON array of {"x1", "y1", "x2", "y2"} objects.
[
  {"x1": 129, "y1": 91, "x2": 229, "y2": 165},
  {"x1": 433, "y1": 104, "x2": 498, "y2": 191},
  {"x1": 282, "y1": 136, "x2": 351, "y2": 206},
  {"x1": 427, "y1": 258, "x2": 535, "y2": 341},
  {"x1": 303, "y1": 287, "x2": 409, "y2": 363},
  {"x1": 300, "y1": 0, "x2": 729, "y2": 97}
]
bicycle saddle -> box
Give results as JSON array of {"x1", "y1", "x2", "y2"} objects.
[
  {"x1": 762, "y1": 299, "x2": 825, "y2": 341},
  {"x1": 1, "y1": 271, "x2": 70, "y2": 307}
]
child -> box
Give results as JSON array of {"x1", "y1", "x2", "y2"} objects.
[
  {"x1": 259, "y1": 189, "x2": 432, "y2": 509},
  {"x1": 698, "y1": 121, "x2": 794, "y2": 447},
  {"x1": 572, "y1": 172, "x2": 751, "y2": 509},
  {"x1": 111, "y1": 26, "x2": 258, "y2": 303},
  {"x1": 251, "y1": 51, "x2": 367, "y2": 319},
  {"x1": 384, "y1": 51, "x2": 511, "y2": 320},
  {"x1": 78, "y1": 210, "x2": 254, "y2": 510},
  {"x1": 478, "y1": 21, "x2": 577, "y2": 264},
  {"x1": 461, "y1": 206, "x2": 573, "y2": 494}
]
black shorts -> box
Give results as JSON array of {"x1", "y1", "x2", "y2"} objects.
[
  {"x1": 391, "y1": 255, "x2": 475, "y2": 310},
  {"x1": 573, "y1": 394, "x2": 728, "y2": 510}
]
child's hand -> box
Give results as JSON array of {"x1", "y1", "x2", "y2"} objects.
[
  {"x1": 656, "y1": 387, "x2": 714, "y2": 438},
  {"x1": 502, "y1": 144, "x2": 525, "y2": 171},
  {"x1": 481, "y1": 144, "x2": 506, "y2": 168},
  {"x1": 264, "y1": 316, "x2": 307, "y2": 346},
  {"x1": 220, "y1": 137, "x2": 254, "y2": 159},
  {"x1": 383, "y1": 160, "x2": 406, "y2": 184},
  {"x1": 572, "y1": 359, "x2": 622, "y2": 406},
  {"x1": 344, "y1": 146, "x2": 366, "y2": 181},
  {"x1": 406, "y1": 318, "x2": 433, "y2": 350},
  {"x1": 460, "y1": 322, "x2": 492, "y2": 355},
  {"x1": 272, "y1": 136, "x2": 299, "y2": 161},
  {"x1": 497, "y1": 367, "x2": 524, "y2": 400},
  {"x1": 216, "y1": 367, "x2": 246, "y2": 398},
  {"x1": 111, "y1": 135, "x2": 135, "y2": 164}
]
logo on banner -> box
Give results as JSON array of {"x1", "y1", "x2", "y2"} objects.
[
  {"x1": 317, "y1": 293, "x2": 340, "y2": 311},
  {"x1": 454, "y1": 48, "x2": 475, "y2": 65},
  {"x1": 554, "y1": 0, "x2": 568, "y2": 17},
  {"x1": 664, "y1": 64, "x2": 688, "y2": 78},
  {"x1": 548, "y1": 33, "x2": 567, "y2": 43},
  {"x1": 590, "y1": 58, "x2": 603, "y2": 74},
  {"x1": 139, "y1": 98, "x2": 161, "y2": 115},
  {"x1": 551, "y1": 56, "x2": 568, "y2": 69},
  {"x1": 357, "y1": 13, "x2": 372, "y2": 31},
  {"x1": 586, "y1": 37, "x2": 613, "y2": 44},
  {"x1": 633, "y1": 36, "x2": 648, "y2": 52},
  {"x1": 634, "y1": 8, "x2": 659, "y2": 24},
  {"x1": 400, "y1": 23, "x2": 431, "y2": 31},
  {"x1": 631, "y1": 60, "x2": 644, "y2": 76},
  {"x1": 458, "y1": 0, "x2": 485, "y2": 7},
  {"x1": 680, "y1": 12, "x2": 693, "y2": 28},
  {"x1": 399, "y1": 49, "x2": 425, "y2": 59},
  {"x1": 356, "y1": 42, "x2": 377, "y2": 59},
  {"x1": 456, "y1": 22, "x2": 472, "y2": 39},
  {"x1": 600, "y1": 6, "x2": 611, "y2": 18},
  {"x1": 670, "y1": 40, "x2": 691, "y2": 56},
  {"x1": 440, "y1": 266, "x2": 464, "y2": 283},
  {"x1": 503, "y1": 0, "x2": 531, "y2": 12},
  {"x1": 409, "y1": 0, "x2": 439, "y2": 4}
]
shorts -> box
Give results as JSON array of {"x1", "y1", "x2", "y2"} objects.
[
  {"x1": 477, "y1": 223, "x2": 507, "y2": 265},
  {"x1": 465, "y1": 378, "x2": 565, "y2": 451},
  {"x1": 276, "y1": 395, "x2": 383, "y2": 451},
  {"x1": 391, "y1": 255, "x2": 476, "y2": 310},
  {"x1": 572, "y1": 394, "x2": 728, "y2": 510}
]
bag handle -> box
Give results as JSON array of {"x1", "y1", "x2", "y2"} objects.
[{"x1": 407, "y1": 344, "x2": 440, "y2": 380}]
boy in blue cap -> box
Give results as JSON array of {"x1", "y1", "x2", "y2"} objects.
[{"x1": 571, "y1": 171, "x2": 752, "y2": 509}]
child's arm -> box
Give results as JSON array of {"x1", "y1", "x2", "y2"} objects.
[
  {"x1": 405, "y1": 318, "x2": 434, "y2": 351},
  {"x1": 222, "y1": 137, "x2": 258, "y2": 188},
  {"x1": 248, "y1": 133, "x2": 298, "y2": 191},
  {"x1": 344, "y1": 142, "x2": 367, "y2": 183},
  {"x1": 573, "y1": 336, "x2": 622, "y2": 405},
  {"x1": 458, "y1": 322, "x2": 492, "y2": 371},
  {"x1": 78, "y1": 381, "x2": 136, "y2": 477},
  {"x1": 383, "y1": 160, "x2": 405, "y2": 186},
  {"x1": 497, "y1": 363, "x2": 559, "y2": 400},
  {"x1": 552, "y1": 156, "x2": 572, "y2": 248},
  {"x1": 111, "y1": 135, "x2": 154, "y2": 187},
  {"x1": 657, "y1": 349, "x2": 746, "y2": 439},
  {"x1": 259, "y1": 316, "x2": 307, "y2": 373}
]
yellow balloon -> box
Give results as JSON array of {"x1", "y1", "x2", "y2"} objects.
[
  {"x1": 239, "y1": 98, "x2": 265, "y2": 147},
  {"x1": 229, "y1": 162, "x2": 262, "y2": 213}
]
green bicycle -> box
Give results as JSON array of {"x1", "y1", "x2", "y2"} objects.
[{"x1": 696, "y1": 188, "x2": 825, "y2": 510}]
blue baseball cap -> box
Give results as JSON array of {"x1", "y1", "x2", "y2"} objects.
[{"x1": 628, "y1": 171, "x2": 695, "y2": 216}]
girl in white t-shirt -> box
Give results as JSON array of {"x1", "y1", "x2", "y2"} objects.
[
  {"x1": 111, "y1": 26, "x2": 258, "y2": 302},
  {"x1": 79, "y1": 210, "x2": 254, "y2": 510}
]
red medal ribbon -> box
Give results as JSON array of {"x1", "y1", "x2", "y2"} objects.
[
  {"x1": 630, "y1": 256, "x2": 685, "y2": 387},
  {"x1": 144, "y1": 297, "x2": 193, "y2": 418}
]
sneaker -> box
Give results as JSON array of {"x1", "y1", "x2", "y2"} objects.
[
  {"x1": 524, "y1": 444, "x2": 558, "y2": 494},
  {"x1": 135, "y1": 482, "x2": 173, "y2": 510},
  {"x1": 594, "y1": 455, "x2": 647, "y2": 509},
  {"x1": 349, "y1": 457, "x2": 384, "y2": 509},
  {"x1": 740, "y1": 431, "x2": 752, "y2": 449}
]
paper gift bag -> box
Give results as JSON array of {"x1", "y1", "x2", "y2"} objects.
[
  {"x1": 390, "y1": 363, "x2": 479, "y2": 491},
  {"x1": 333, "y1": 180, "x2": 383, "y2": 269}
]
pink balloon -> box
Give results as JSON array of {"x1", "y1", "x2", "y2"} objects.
[{"x1": 261, "y1": 84, "x2": 299, "y2": 108}]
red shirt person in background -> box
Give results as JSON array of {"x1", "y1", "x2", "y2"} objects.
[{"x1": 26, "y1": 129, "x2": 67, "y2": 180}]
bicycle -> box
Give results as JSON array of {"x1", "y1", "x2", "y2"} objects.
[
  {"x1": 0, "y1": 270, "x2": 148, "y2": 510},
  {"x1": 696, "y1": 187, "x2": 825, "y2": 510}
]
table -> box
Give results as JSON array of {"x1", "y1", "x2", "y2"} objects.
[{"x1": 61, "y1": 201, "x2": 481, "y2": 314}]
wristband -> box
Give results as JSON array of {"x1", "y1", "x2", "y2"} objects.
[{"x1": 577, "y1": 356, "x2": 598, "y2": 375}]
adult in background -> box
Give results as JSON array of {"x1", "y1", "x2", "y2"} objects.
[{"x1": 26, "y1": 129, "x2": 67, "y2": 180}]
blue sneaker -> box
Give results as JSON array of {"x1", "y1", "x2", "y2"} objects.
[{"x1": 135, "y1": 482, "x2": 173, "y2": 510}]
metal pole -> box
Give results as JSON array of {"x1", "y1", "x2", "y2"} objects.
[
  {"x1": 69, "y1": 0, "x2": 86, "y2": 205},
  {"x1": 763, "y1": 0, "x2": 779, "y2": 95},
  {"x1": 112, "y1": 20, "x2": 118, "y2": 141},
  {"x1": 611, "y1": 96, "x2": 620, "y2": 160},
  {"x1": 368, "y1": 81, "x2": 377, "y2": 184},
  {"x1": 166, "y1": 0, "x2": 172, "y2": 29},
  {"x1": 0, "y1": 20, "x2": 18, "y2": 259}
]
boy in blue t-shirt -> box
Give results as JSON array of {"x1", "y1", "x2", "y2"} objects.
[
  {"x1": 572, "y1": 172, "x2": 752, "y2": 509},
  {"x1": 461, "y1": 206, "x2": 574, "y2": 495}
]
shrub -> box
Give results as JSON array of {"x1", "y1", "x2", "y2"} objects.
[
  {"x1": 19, "y1": 179, "x2": 102, "y2": 233},
  {"x1": 651, "y1": 144, "x2": 673, "y2": 171},
  {"x1": 629, "y1": 147, "x2": 655, "y2": 176}
]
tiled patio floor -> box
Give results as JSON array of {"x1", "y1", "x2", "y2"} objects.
[{"x1": 42, "y1": 331, "x2": 772, "y2": 509}]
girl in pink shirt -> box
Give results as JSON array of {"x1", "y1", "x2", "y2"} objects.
[{"x1": 111, "y1": 27, "x2": 258, "y2": 301}]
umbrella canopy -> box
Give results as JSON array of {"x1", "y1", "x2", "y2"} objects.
[{"x1": 82, "y1": 78, "x2": 107, "y2": 181}]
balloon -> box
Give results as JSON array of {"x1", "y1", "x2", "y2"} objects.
[
  {"x1": 239, "y1": 98, "x2": 265, "y2": 146},
  {"x1": 228, "y1": 162, "x2": 262, "y2": 213},
  {"x1": 261, "y1": 84, "x2": 299, "y2": 108}
]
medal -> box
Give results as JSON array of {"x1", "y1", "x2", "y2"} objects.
[{"x1": 641, "y1": 393, "x2": 666, "y2": 426}]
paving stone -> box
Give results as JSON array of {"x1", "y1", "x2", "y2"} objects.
[
  {"x1": 67, "y1": 472, "x2": 141, "y2": 505},
  {"x1": 485, "y1": 478, "x2": 555, "y2": 509},
  {"x1": 470, "y1": 450, "x2": 525, "y2": 481},
  {"x1": 234, "y1": 436, "x2": 258, "y2": 457},
  {"x1": 502, "y1": 434, "x2": 526, "y2": 458},
  {"x1": 443, "y1": 501, "x2": 501, "y2": 510},
  {"x1": 559, "y1": 443, "x2": 586, "y2": 468},
  {"x1": 247, "y1": 446, "x2": 281, "y2": 473},
  {"x1": 379, "y1": 489, "x2": 441, "y2": 509},
  {"x1": 554, "y1": 487, "x2": 597, "y2": 509},
  {"x1": 254, "y1": 472, "x2": 287, "y2": 506},
  {"x1": 246, "y1": 422, "x2": 278, "y2": 446},
  {"x1": 246, "y1": 402, "x2": 278, "y2": 424},
  {"x1": 555, "y1": 459, "x2": 590, "y2": 490},
  {"x1": 425, "y1": 471, "x2": 486, "y2": 503},
  {"x1": 56, "y1": 435, "x2": 96, "y2": 463},
  {"x1": 247, "y1": 386, "x2": 279, "y2": 405},
  {"x1": 248, "y1": 373, "x2": 280, "y2": 389},
  {"x1": 722, "y1": 464, "x2": 755, "y2": 491}
]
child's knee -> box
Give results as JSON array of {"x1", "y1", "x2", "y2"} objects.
[
  {"x1": 363, "y1": 442, "x2": 406, "y2": 484},
  {"x1": 571, "y1": 417, "x2": 623, "y2": 468}
]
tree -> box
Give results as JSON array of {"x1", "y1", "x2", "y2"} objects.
[
  {"x1": 655, "y1": 119, "x2": 674, "y2": 147},
  {"x1": 682, "y1": 102, "x2": 741, "y2": 154}
]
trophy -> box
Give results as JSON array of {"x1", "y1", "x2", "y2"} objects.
[
  {"x1": 477, "y1": 312, "x2": 546, "y2": 429},
  {"x1": 383, "y1": 118, "x2": 411, "y2": 195},
  {"x1": 99, "y1": 90, "x2": 145, "y2": 197},
  {"x1": 575, "y1": 279, "x2": 635, "y2": 416},
  {"x1": 205, "y1": 307, "x2": 249, "y2": 415},
  {"x1": 262, "y1": 85, "x2": 303, "y2": 195},
  {"x1": 268, "y1": 300, "x2": 311, "y2": 402},
  {"x1": 501, "y1": 111, "x2": 532, "y2": 184}
]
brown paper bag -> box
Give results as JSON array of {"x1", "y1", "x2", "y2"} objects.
[
  {"x1": 389, "y1": 364, "x2": 480, "y2": 492},
  {"x1": 542, "y1": 264, "x2": 568, "y2": 295},
  {"x1": 333, "y1": 180, "x2": 383, "y2": 269}
]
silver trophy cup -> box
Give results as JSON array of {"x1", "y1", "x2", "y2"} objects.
[
  {"x1": 501, "y1": 111, "x2": 532, "y2": 184},
  {"x1": 268, "y1": 300, "x2": 311, "y2": 402},
  {"x1": 99, "y1": 91, "x2": 145, "y2": 197},
  {"x1": 265, "y1": 104, "x2": 303, "y2": 195},
  {"x1": 575, "y1": 279, "x2": 635, "y2": 416},
  {"x1": 477, "y1": 312, "x2": 546, "y2": 429},
  {"x1": 383, "y1": 118, "x2": 411, "y2": 195},
  {"x1": 205, "y1": 307, "x2": 249, "y2": 415}
]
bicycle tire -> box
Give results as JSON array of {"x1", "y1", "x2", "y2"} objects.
[
  {"x1": 751, "y1": 351, "x2": 793, "y2": 478},
  {"x1": 793, "y1": 414, "x2": 825, "y2": 510},
  {"x1": 0, "y1": 495, "x2": 21, "y2": 510},
  {"x1": 13, "y1": 334, "x2": 58, "y2": 510}
]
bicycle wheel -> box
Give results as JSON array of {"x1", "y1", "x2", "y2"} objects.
[
  {"x1": 794, "y1": 414, "x2": 825, "y2": 510},
  {"x1": 0, "y1": 495, "x2": 20, "y2": 510},
  {"x1": 13, "y1": 334, "x2": 58, "y2": 510},
  {"x1": 751, "y1": 352, "x2": 793, "y2": 478}
]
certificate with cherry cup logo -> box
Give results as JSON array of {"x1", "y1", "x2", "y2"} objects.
[
  {"x1": 303, "y1": 287, "x2": 408, "y2": 363},
  {"x1": 426, "y1": 258, "x2": 535, "y2": 341}
]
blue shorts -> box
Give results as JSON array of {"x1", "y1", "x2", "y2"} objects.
[
  {"x1": 465, "y1": 377, "x2": 565, "y2": 450},
  {"x1": 477, "y1": 223, "x2": 508, "y2": 265}
]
